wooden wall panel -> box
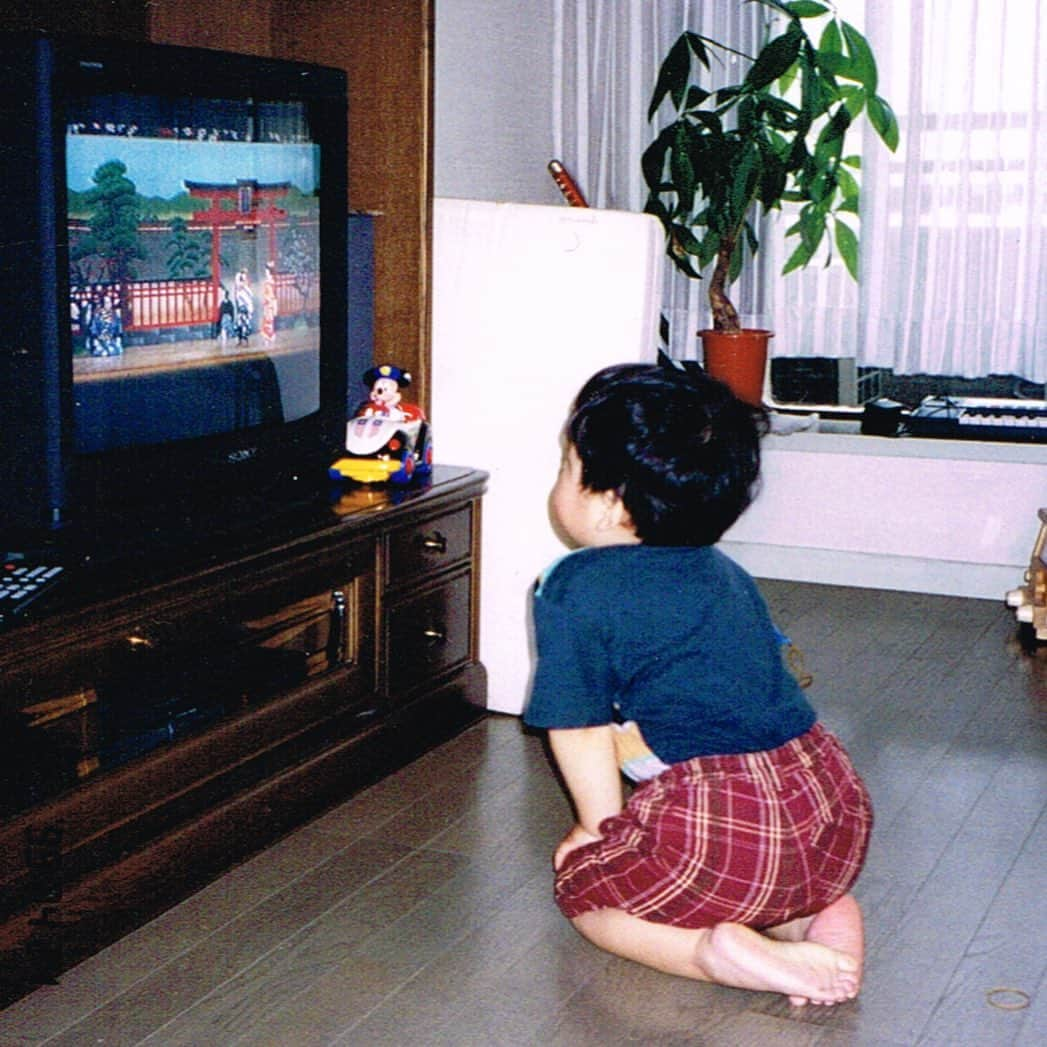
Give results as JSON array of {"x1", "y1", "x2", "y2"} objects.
[
  {"x1": 147, "y1": 0, "x2": 273, "y2": 58},
  {"x1": 0, "y1": 0, "x2": 147, "y2": 38},
  {"x1": 272, "y1": 0, "x2": 434, "y2": 410}
]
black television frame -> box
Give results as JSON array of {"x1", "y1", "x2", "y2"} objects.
[{"x1": 0, "y1": 31, "x2": 348, "y2": 558}]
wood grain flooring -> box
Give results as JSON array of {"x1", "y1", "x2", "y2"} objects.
[{"x1": 0, "y1": 580, "x2": 1044, "y2": 1046}]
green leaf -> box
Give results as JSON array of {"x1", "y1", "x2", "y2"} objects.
[
  {"x1": 746, "y1": 24, "x2": 804, "y2": 91},
  {"x1": 683, "y1": 84, "x2": 711, "y2": 110},
  {"x1": 798, "y1": 203, "x2": 827, "y2": 252},
  {"x1": 778, "y1": 62, "x2": 799, "y2": 96},
  {"x1": 814, "y1": 105, "x2": 852, "y2": 164},
  {"x1": 649, "y1": 35, "x2": 693, "y2": 119},
  {"x1": 759, "y1": 95, "x2": 801, "y2": 131},
  {"x1": 867, "y1": 94, "x2": 900, "y2": 151},
  {"x1": 641, "y1": 127, "x2": 674, "y2": 192},
  {"x1": 758, "y1": 153, "x2": 788, "y2": 208},
  {"x1": 714, "y1": 85, "x2": 744, "y2": 107},
  {"x1": 643, "y1": 194, "x2": 671, "y2": 225},
  {"x1": 672, "y1": 222, "x2": 704, "y2": 256},
  {"x1": 685, "y1": 30, "x2": 713, "y2": 69},
  {"x1": 782, "y1": 237, "x2": 816, "y2": 275},
  {"x1": 669, "y1": 124, "x2": 698, "y2": 213},
  {"x1": 819, "y1": 18, "x2": 843, "y2": 56},
  {"x1": 743, "y1": 219, "x2": 759, "y2": 255},
  {"x1": 667, "y1": 226, "x2": 704, "y2": 278},
  {"x1": 765, "y1": 128, "x2": 792, "y2": 158},
  {"x1": 838, "y1": 85, "x2": 867, "y2": 117},
  {"x1": 729, "y1": 145, "x2": 762, "y2": 226},
  {"x1": 799, "y1": 55, "x2": 836, "y2": 121},
  {"x1": 806, "y1": 169, "x2": 835, "y2": 205},
  {"x1": 785, "y1": 1, "x2": 831, "y2": 16},
  {"x1": 697, "y1": 230, "x2": 721, "y2": 269},
  {"x1": 737, "y1": 95, "x2": 759, "y2": 135},
  {"x1": 836, "y1": 164, "x2": 860, "y2": 203},
  {"x1": 787, "y1": 130, "x2": 811, "y2": 170},
  {"x1": 834, "y1": 217, "x2": 859, "y2": 279},
  {"x1": 840, "y1": 21, "x2": 878, "y2": 93},
  {"x1": 816, "y1": 51, "x2": 852, "y2": 78}
]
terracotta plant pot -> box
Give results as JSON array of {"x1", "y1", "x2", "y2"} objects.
[{"x1": 699, "y1": 328, "x2": 774, "y2": 406}]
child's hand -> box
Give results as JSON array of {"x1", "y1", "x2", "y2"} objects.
[{"x1": 554, "y1": 823, "x2": 602, "y2": 871}]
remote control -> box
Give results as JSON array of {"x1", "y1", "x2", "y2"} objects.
[{"x1": 0, "y1": 555, "x2": 64, "y2": 627}]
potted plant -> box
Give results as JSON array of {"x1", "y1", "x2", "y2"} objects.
[{"x1": 642, "y1": 0, "x2": 898, "y2": 404}]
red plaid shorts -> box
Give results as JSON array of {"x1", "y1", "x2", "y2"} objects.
[{"x1": 554, "y1": 722, "x2": 872, "y2": 929}]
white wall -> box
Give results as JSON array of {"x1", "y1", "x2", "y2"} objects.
[
  {"x1": 434, "y1": 0, "x2": 561, "y2": 205},
  {"x1": 721, "y1": 433, "x2": 1046, "y2": 600},
  {"x1": 433, "y1": 3, "x2": 1046, "y2": 603}
]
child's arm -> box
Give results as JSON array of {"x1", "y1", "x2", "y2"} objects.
[{"x1": 548, "y1": 725, "x2": 622, "y2": 868}]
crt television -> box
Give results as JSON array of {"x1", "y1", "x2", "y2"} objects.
[{"x1": 0, "y1": 32, "x2": 348, "y2": 556}]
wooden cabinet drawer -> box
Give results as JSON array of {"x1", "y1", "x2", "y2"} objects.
[
  {"x1": 384, "y1": 572, "x2": 472, "y2": 697},
  {"x1": 243, "y1": 585, "x2": 358, "y2": 678},
  {"x1": 385, "y1": 506, "x2": 473, "y2": 586},
  {"x1": 4, "y1": 574, "x2": 366, "y2": 822}
]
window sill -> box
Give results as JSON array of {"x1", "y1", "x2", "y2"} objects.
[{"x1": 766, "y1": 413, "x2": 1047, "y2": 466}]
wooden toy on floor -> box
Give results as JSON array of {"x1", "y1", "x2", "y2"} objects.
[{"x1": 1005, "y1": 507, "x2": 1047, "y2": 648}]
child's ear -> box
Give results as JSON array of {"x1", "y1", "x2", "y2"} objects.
[{"x1": 598, "y1": 489, "x2": 634, "y2": 532}]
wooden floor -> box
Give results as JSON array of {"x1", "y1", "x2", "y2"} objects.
[{"x1": 1, "y1": 580, "x2": 1045, "y2": 1046}]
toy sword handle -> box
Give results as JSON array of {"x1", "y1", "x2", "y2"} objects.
[{"x1": 547, "y1": 159, "x2": 589, "y2": 207}]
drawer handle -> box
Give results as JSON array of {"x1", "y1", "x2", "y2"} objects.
[
  {"x1": 328, "y1": 590, "x2": 348, "y2": 667},
  {"x1": 420, "y1": 532, "x2": 448, "y2": 554},
  {"x1": 421, "y1": 626, "x2": 446, "y2": 646},
  {"x1": 126, "y1": 626, "x2": 159, "y2": 651}
]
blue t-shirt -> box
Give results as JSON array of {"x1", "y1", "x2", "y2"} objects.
[{"x1": 523, "y1": 545, "x2": 816, "y2": 763}]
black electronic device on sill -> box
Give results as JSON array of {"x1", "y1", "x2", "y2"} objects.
[
  {"x1": 905, "y1": 395, "x2": 1047, "y2": 443},
  {"x1": 860, "y1": 398, "x2": 904, "y2": 437}
]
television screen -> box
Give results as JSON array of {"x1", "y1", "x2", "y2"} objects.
[{"x1": 66, "y1": 92, "x2": 323, "y2": 454}]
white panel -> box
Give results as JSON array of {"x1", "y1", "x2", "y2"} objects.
[
  {"x1": 722, "y1": 443, "x2": 1045, "y2": 598},
  {"x1": 719, "y1": 542, "x2": 1020, "y2": 602},
  {"x1": 431, "y1": 199, "x2": 662, "y2": 714}
]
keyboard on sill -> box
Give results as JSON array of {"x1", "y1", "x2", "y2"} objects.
[
  {"x1": 906, "y1": 396, "x2": 1047, "y2": 443},
  {"x1": 0, "y1": 555, "x2": 65, "y2": 627}
]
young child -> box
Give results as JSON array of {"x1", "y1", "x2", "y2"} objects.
[{"x1": 524, "y1": 362, "x2": 873, "y2": 1007}]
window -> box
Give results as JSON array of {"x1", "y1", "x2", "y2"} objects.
[
  {"x1": 769, "y1": 0, "x2": 1047, "y2": 411},
  {"x1": 553, "y1": 1, "x2": 1046, "y2": 417}
]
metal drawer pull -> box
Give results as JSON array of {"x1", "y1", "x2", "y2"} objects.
[
  {"x1": 420, "y1": 532, "x2": 448, "y2": 554},
  {"x1": 328, "y1": 589, "x2": 348, "y2": 666},
  {"x1": 422, "y1": 626, "x2": 446, "y2": 645}
]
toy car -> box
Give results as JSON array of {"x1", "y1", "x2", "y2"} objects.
[{"x1": 329, "y1": 414, "x2": 433, "y2": 485}]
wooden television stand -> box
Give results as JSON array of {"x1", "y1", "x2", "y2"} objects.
[{"x1": 0, "y1": 465, "x2": 487, "y2": 1005}]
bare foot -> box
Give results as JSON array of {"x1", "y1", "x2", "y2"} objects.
[
  {"x1": 787, "y1": 894, "x2": 865, "y2": 1006},
  {"x1": 697, "y1": 922, "x2": 861, "y2": 1005}
]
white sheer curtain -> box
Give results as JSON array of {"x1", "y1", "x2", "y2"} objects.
[
  {"x1": 855, "y1": 0, "x2": 1047, "y2": 381},
  {"x1": 551, "y1": 0, "x2": 764, "y2": 362},
  {"x1": 553, "y1": 0, "x2": 1047, "y2": 382}
]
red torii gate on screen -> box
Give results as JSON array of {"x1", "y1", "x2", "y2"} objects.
[{"x1": 184, "y1": 179, "x2": 289, "y2": 290}]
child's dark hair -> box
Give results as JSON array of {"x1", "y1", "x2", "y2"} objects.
[{"x1": 566, "y1": 362, "x2": 768, "y2": 546}]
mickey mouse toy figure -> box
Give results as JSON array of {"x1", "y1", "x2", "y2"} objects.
[{"x1": 358, "y1": 364, "x2": 424, "y2": 422}]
